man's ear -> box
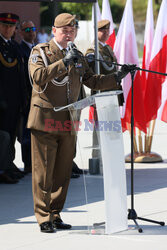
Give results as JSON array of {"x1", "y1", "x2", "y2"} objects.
[{"x1": 52, "y1": 26, "x2": 56, "y2": 36}]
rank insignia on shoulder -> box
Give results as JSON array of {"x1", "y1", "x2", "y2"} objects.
[{"x1": 31, "y1": 54, "x2": 39, "y2": 63}]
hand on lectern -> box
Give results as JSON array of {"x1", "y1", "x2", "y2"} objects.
[{"x1": 114, "y1": 64, "x2": 137, "y2": 83}]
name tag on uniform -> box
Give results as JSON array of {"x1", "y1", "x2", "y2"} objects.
[{"x1": 75, "y1": 63, "x2": 82, "y2": 68}]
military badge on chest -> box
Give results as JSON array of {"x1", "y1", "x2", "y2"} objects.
[{"x1": 74, "y1": 62, "x2": 83, "y2": 79}]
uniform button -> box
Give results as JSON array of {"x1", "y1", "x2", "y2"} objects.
[{"x1": 59, "y1": 70, "x2": 62, "y2": 74}]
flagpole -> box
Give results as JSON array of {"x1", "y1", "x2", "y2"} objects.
[
  {"x1": 148, "y1": 119, "x2": 156, "y2": 152},
  {"x1": 93, "y1": 1, "x2": 100, "y2": 75},
  {"x1": 137, "y1": 129, "x2": 143, "y2": 154}
]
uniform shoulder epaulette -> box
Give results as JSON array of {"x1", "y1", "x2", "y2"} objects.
[
  {"x1": 35, "y1": 43, "x2": 49, "y2": 49},
  {"x1": 89, "y1": 43, "x2": 95, "y2": 50}
]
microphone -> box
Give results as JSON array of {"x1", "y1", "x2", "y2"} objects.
[
  {"x1": 66, "y1": 41, "x2": 81, "y2": 67},
  {"x1": 67, "y1": 41, "x2": 76, "y2": 51}
]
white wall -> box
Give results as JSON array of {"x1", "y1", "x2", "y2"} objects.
[{"x1": 75, "y1": 20, "x2": 94, "y2": 54}]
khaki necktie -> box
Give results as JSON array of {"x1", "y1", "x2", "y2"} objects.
[{"x1": 62, "y1": 49, "x2": 67, "y2": 56}]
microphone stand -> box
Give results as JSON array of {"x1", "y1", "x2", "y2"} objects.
[
  {"x1": 127, "y1": 68, "x2": 165, "y2": 233},
  {"x1": 85, "y1": 55, "x2": 166, "y2": 233}
]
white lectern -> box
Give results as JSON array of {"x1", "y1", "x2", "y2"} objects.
[{"x1": 54, "y1": 91, "x2": 128, "y2": 234}]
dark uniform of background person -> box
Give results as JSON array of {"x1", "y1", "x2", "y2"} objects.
[
  {"x1": 27, "y1": 13, "x2": 130, "y2": 233},
  {"x1": 0, "y1": 13, "x2": 26, "y2": 182},
  {"x1": 85, "y1": 19, "x2": 124, "y2": 158},
  {"x1": 19, "y1": 20, "x2": 37, "y2": 174},
  {"x1": 0, "y1": 88, "x2": 18, "y2": 184}
]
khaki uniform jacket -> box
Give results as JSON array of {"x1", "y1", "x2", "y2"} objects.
[
  {"x1": 86, "y1": 42, "x2": 124, "y2": 105},
  {"x1": 27, "y1": 39, "x2": 119, "y2": 134},
  {"x1": 85, "y1": 42, "x2": 117, "y2": 77}
]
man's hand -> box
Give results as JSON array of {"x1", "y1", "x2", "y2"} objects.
[
  {"x1": 114, "y1": 64, "x2": 137, "y2": 83},
  {"x1": 63, "y1": 48, "x2": 81, "y2": 67}
]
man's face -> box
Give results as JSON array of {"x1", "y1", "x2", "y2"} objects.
[
  {"x1": 21, "y1": 21, "x2": 36, "y2": 43},
  {"x1": 52, "y1": 25, "x2": 75, "y2": 48},
  {"x1": 98, "y1": 27, "x2": 110, "y2": 43},
  {"x1": 0, "y1": 22, "x2": 16, "y2": 40}
]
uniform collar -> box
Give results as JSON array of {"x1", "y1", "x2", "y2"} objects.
[
  {"x1": 0, "y1": 33, "x2": 11, "y2": 43},
  {"x1": 99, "y1": 41, "x2": 107, "y2": 47},
  {"x1": 22, "y1": 39, "x2": 34, "y2": 49},
  {"x1": 53, "y1": 38, "x2": 64, "y2": 51}
]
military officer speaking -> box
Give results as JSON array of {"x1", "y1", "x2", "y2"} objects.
[{"x1": 28, "y1": 13, "x2": 131, "y2": 233}]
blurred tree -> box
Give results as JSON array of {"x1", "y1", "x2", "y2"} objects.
[
  {"x1": 39, "y1": 0, "x2": 162, "y2": 27},
  {"x1": 61, "y1": 2, "x2": 91, "y2": 20},
  {"x1": 40, "y1": 2, "x2": 64, "y2": 27}
]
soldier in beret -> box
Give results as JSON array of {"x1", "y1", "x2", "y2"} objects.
[
  {"x1": 28, "y1": 13, "x2": 130, "y2": 233},
  {"x1": 0, "y1": 13, "x2": 26, "y2": 182},
  {"x1": 85, "y1": 19, "x2": 124, "y2": 159},
  {"x1": 85, "y1": 19, "x2": 120, "y2": 92}
]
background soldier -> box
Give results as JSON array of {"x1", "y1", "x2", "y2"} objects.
[
  {"x1": 85, "y1": 19, "x2": 124, "y2": 161},
  {"x1": 0, "y1": 13, "x2": 26, "y2": 180},
  {"x1": 19, "y1": 20, "x2": 37, "y2": 174}
]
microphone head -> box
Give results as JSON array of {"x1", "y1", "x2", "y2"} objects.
[{"x1": 67, "y1": 41, "x2": 73, "y2": 48}]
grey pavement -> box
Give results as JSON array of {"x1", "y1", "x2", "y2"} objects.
[{"x1": 1, "y1": 112, "x2": 167, "y2": 250}]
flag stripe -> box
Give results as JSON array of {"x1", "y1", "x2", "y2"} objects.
[
  {"x1": 114, "y1": 0, "x2": 146, "y2": 133},
  {"x1": 144, "y1": 34, "x2": 167, "y2": 122},
  {"x1": 102, "y1": 0, "x2": 116, "y2": 48},
  {"x1": 105, "y1": 30, "x2": 116, "y2": 49}
]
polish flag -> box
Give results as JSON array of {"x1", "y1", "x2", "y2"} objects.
[
  {"x1": 141, "y1": 0, "x2": 154, "y2": 97},
  {"x1": 102, "y1": 0, "x2": 116, "y2": 49},
  {"x1": 144, "y1": 0, "x2": 167, "y2": 124},
  {"x1": 114, "y1": 0, "x2": 146, "y2": 133},
  {"x1": 157, "y1": 80, "x2": 167, "y2": 122}
]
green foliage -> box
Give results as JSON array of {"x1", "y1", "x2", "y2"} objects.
[
  {"x1": 61, "y1": 2, "x2": 91, "y2": 20},
  {"x1": 60, "y1": 0, "x2": 125, "y2": 21},
  {"x1": 40, "y1": 0, "x2": 162, "y2": 26}
]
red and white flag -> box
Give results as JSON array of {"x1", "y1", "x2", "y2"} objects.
[
  {"x1": 144, "y1": 0, "x2": 167, "y2": 124},
  {"x1": 102, "y1": 0, "x2": 116, "y2": 49},
  {"x1": 141, "y1": 0, "x2": 154, "y2": 97},
  {"x1": 114, "y1": 0, "x2": 146, "y2": 133},
  {"x1": 157, "y1": 81, "x2": 167, "y2": 122}
]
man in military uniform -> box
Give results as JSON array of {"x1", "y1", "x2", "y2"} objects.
[
  {"x1": 0, "y1": 13, "x2": 26, "y2": 180},
  {"x1": 85, "y1": 19, "x2": 124, "y2": 160},
  {"x1": 28, "y1": 13, "x2": 130, "y2": 233},
  {"x1": 19, "y1": 20, "x2": 37, "y2": 174},
  {"x1": 85, "y1": 19, "x2": 124, "y2": 102},
  {"x1": 86, "y1": 20, "x2": 118, "y2": 77}
]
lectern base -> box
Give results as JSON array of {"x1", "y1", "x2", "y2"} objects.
[{"x1": 125, "y1": 152, "x2": 163, "y2": 163}]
